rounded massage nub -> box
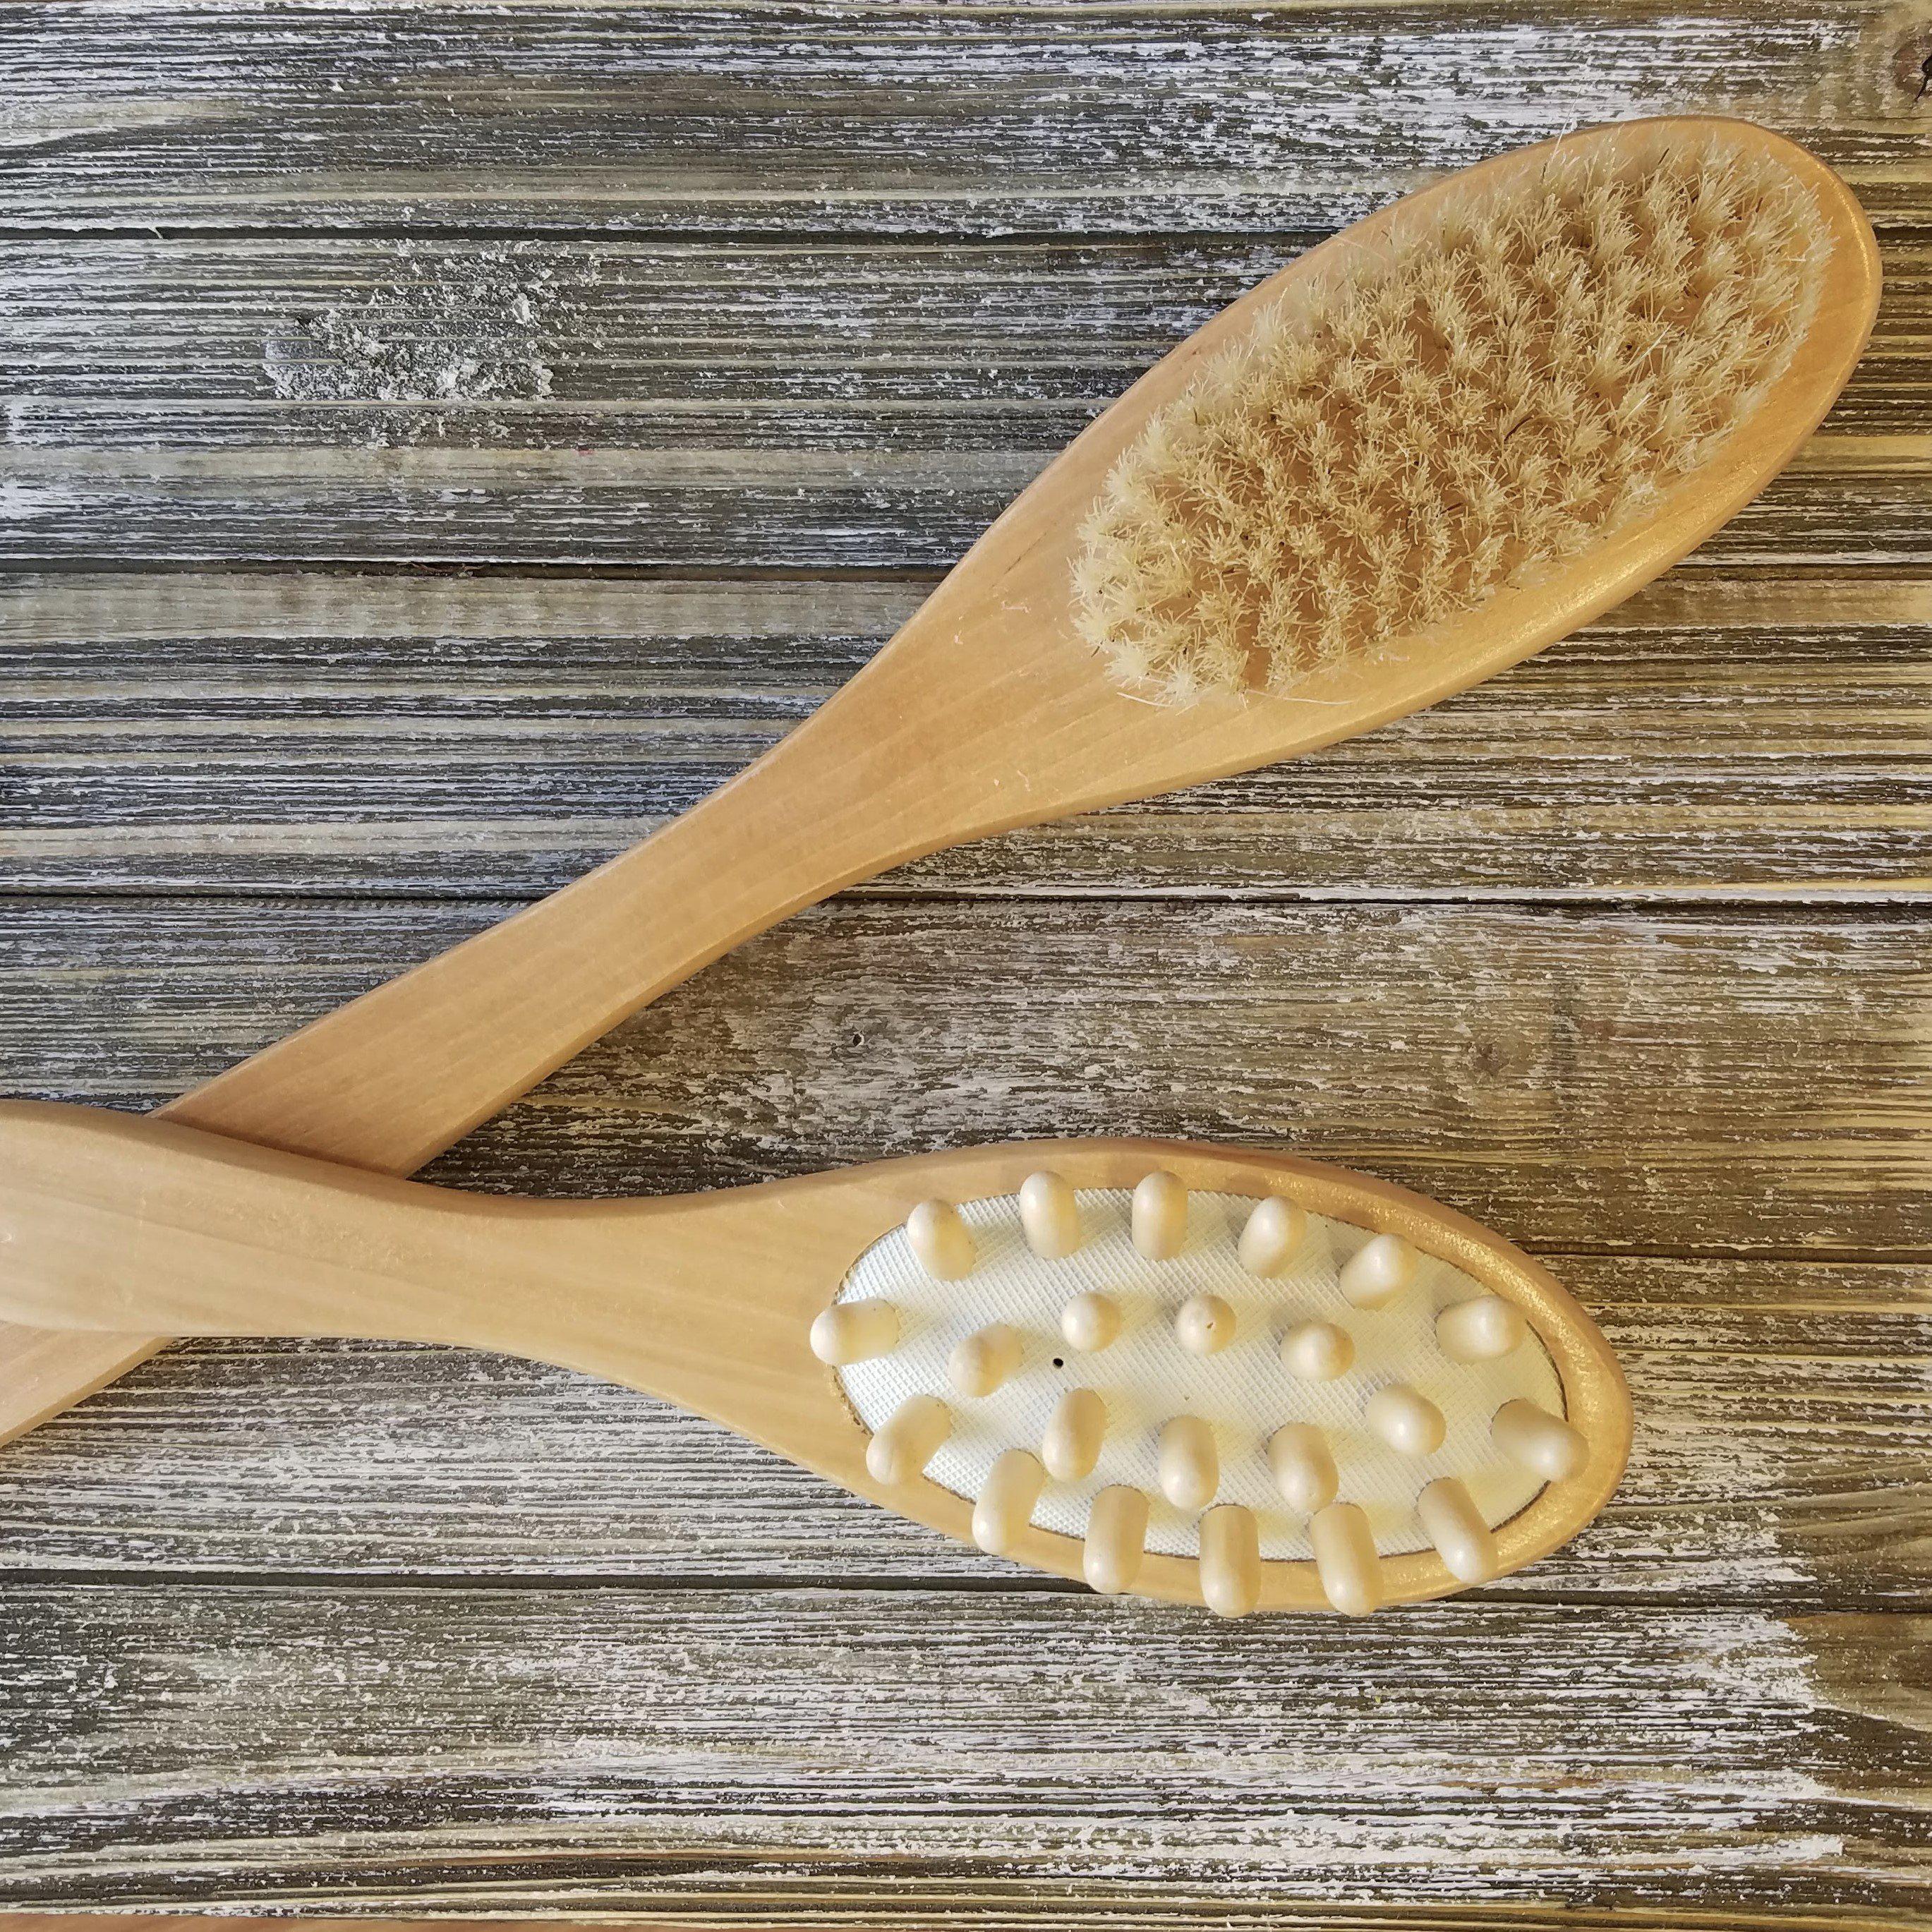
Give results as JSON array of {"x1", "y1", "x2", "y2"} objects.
[
  {"x1": 1174, "y1": 1292, "x2": 1234, "y2": 1356},
  {"x1": 809, "y1": 1298, "x2": 898, "y2": 1367},
  {"x1": 948, "y1": 1322, "x2": 1022, "y2": 1398},
  {"x1": 1131, "y1": 1171, "x2": 1188, "y2": 1260},
  {"x1": 1059, "y1": 1290, "x2": 1121, "y2": 1354},
  {"x1": 1084, "y1": 1486, "x2": 1149, "y2": 1595},
  {"x1": 1238, "y1": 1195, "x2": 1307, "y2": 1276},
  {"x1": 1157, "y1": 1415, "x2": 1218, "y2": 1511},
  {"x1": 1042, "y1": 1387, "x2": 1106, "y2": 1482},
  {"x1": 1339, "y1": 1233, "x2": 1416, "y2": 1309},
  {"x1": 906, "y1": 1198, "x2": 974, "y2": 1280},
  {"x1": 1199, "y1": 1506, "x2": 1262, "y2": 1619},
  {"x1": 1018, "y1": 1169, "x2": 1082, "y2": 1258},
  {"x1": 1267, "y1": 1423, "x2": 1337, "y2": 1514},
  {"x1": 1280, "y1": 1318, "x2": 1353, "y2": 1382},
  {"x1": 865, "y1": 1394, "x2": 950, "y2": 1486},
  {"x1": 972, "y1": 1449, "x2": 1045, "y2": 1555},
  {"x1": 1492, "y1": 1398, "x2": 1587, "y2": 1481},
  {"x1": 1437, "y1": 1294, "x2": 1526, "y2": 1363},
  {"x1": 1364, "y1": 1382, "x2": 1446, "y2": 1457}
]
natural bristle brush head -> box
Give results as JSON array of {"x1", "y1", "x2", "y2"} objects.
[
  {"x1": 0, "y1": 1109, "x2": 1634, "y2": 1620},
  {"x1": 1071, "y1": 121, "x2": 1862, "y2": 703}
]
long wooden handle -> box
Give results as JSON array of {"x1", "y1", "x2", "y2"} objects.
[
  {"x1": 0, "y1": 1101, "x2": 847, "y2": 1439},
  {"x1": 0, "y1": 1103, "x2": 518, "y2": 1346}
]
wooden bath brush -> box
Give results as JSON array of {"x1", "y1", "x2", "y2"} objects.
[
  {"x1": 2, "y1": 117, "x2": 1877, "y2": 1442},
  {"x1": 0, "y1": 1101, "x2": 1631, "y2": 1615}
]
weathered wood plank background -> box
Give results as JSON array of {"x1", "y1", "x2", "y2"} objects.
[{"x1": 1, "y1": 1, "x2": 1929, "y2": 1923}]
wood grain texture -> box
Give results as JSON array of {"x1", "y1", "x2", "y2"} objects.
[
  {"x1": 1, "y1": 1584, "x2": 1928, "y2": 1916},
  {"x1": 6, "y1": 569, "x2": 1930, "y2": 896},
  {"x1": 1, "y1": 234, "x2": 1922, "y2": 426},
  {"x1": 4, "y1": 0, "x2": 1931, "y2": 1916},
  {"x1": 6, "y1": 895, "x2": 1926, "y2": 1255},
  {"x1": 0, "y1": 1918, "x2": 1911, "y2": 1932},
  {"x1": 4, "y1": 1, "x2": 1928, "y2": 237},
  {"x1": 0, "y1": 1250, "x2": 1924, "y2": 1606}
]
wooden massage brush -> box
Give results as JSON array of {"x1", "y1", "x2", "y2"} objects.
[
  {"x1": 0, "y1": 118, "x2": 1878, "y2": 1443},
  {"x1": 0, "y1": 1101, "x2": 1631, "y2": 1615}
]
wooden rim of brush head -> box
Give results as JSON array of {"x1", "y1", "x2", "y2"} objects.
[{"x1": 793, "y1": 1139, "x2": 1632, "y2": 1614}]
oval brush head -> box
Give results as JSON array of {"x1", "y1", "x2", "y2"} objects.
[
  {"x1": 816, "y1": 1168, "x2": 1624, "y2": 1616},
  {"x1": 1074, "y1": 123, "x2": 1839, "y2": 701}
]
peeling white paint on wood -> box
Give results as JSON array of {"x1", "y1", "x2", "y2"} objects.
[
  {"x1": 3, "y1": 1, "x2": 1929, "y2": 1918},
  {"x1": 2, "y1": 1586, "x2": 1926, "y2": 1912},
  {"x1": 4, "y1": 569, "x2": 1928, "y2": 896},
  {"x1": 1, "y1": 1, "x2": 1922, "y2": 235},
  {"x1": 0, "y1": 1252, "x2": 1924, "y2": 1602},
  {"x1": 9, "y1": 895, "x2": 1926, "y2": 1252}
]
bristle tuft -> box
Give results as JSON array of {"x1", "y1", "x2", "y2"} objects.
[{"x1": 1074, "y1": 133, "x2": 1826, "y2": 701}]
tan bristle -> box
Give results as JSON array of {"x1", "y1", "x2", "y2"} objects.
[{"x1": 1074, "y1": 133, "x2": 1826, "y2": 701}]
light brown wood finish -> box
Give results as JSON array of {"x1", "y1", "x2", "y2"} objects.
[
  {"x1": 0, "y1": 1099, "x2": 1632, "y2": 1614},
  {"x1": 0, "y1": 116, "x2": 1883, "y2": 1443}
]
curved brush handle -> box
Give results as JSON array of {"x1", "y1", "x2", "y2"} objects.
[{"x1": 0, "y1": 1099, "x2": 855, "y2": 1438}]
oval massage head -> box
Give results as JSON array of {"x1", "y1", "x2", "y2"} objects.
[
  {"x1": 0, "y1": 1102, "x2": 1631, "y2": 1617},
  {"x1": 814, "y1": 1171, "x2": 1617, "y2": 1614}
]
